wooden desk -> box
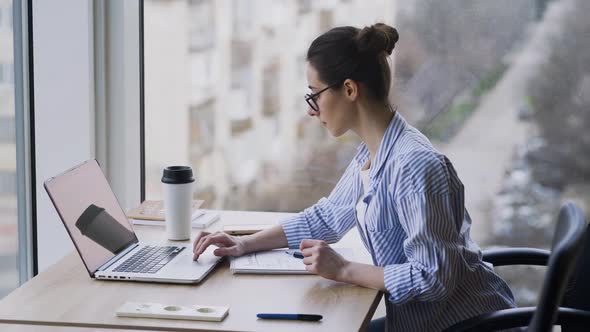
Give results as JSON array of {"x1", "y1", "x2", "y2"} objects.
[{"x1": 0, "y1": 211, "x2": 381, "y2": 332}]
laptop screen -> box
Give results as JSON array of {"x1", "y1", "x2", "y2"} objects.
[{"x1": 44, "y1": 159, "x2": 138, "y2": 275}]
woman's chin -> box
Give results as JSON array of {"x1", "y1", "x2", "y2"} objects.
[{"x1": 327, "y1": 127, "x2": 347, "y2": 137}]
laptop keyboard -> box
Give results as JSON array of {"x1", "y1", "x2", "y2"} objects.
[{"x1": 113, "y1": 245, "x2": 185, "y2": 274}]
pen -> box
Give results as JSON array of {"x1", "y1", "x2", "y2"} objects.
[
  {"x1": 257, "y1": 313, "x2": 323, "y2": 321},
  {"x1": 285, "y1": 251, "x2": 304, "y2": 259}
]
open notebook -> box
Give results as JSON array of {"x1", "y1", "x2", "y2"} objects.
[{"x1": 229, "y1": 248, "x2": 354, "y2": 274}]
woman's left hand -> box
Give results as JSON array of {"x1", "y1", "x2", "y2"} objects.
[{"x1": 300, "y1": 239, "x2": 350, "y2": 281}]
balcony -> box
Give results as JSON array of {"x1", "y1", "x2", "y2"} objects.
[
  {"x1": 188, "y1": 0, "x2": 215, "y2": 53},
  {"x1": 189, "y1": 98, "x2": 215, "y2": 157}
]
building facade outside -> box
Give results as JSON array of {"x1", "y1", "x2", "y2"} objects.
[{"x1": 144, "y1": 0, "x2": 396, "y2": 211}]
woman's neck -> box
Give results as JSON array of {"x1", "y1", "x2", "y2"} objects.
[{"x1": 354, "y1": 103, "x2": 395, "y2": 168}]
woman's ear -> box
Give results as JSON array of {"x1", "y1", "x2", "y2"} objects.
[{"x1": 343, "y1": 79, "x2": 358, "y2": 101}]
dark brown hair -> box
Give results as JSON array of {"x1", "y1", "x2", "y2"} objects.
[{"x1": 306, "y1": 23, "x2": 399, "y2": 103}]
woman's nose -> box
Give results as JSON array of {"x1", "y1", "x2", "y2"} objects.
[{"x1": 307, "y1": 107, "x2": 319, "y2": 117}]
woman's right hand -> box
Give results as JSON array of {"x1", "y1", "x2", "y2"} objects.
[{"x1": 192, "y1": 231, "x2": 247, "y2": 261}]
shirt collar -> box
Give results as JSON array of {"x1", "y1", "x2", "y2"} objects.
[{"x1": 354, "y1": 111, "x2": 408, "y2": 180}]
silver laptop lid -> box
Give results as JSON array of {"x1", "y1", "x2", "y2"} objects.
[{"x1": 44, "y1": 159, "x2": 139, "y2": 277}]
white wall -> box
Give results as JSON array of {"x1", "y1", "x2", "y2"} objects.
[{"x1": 33, "y1": 0, "x2": 94, "y2": 272}]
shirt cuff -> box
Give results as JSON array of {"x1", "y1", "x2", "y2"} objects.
[
  {"x1": 384, "y1": 264, "x2": 416, "y2": 304},
  {"x1": 280, "y1": 212, "x2": 313, "y2": 249}
]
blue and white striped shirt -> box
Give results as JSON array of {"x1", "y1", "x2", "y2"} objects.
[{"x1": 281, "y1": 111, "x2": 515, "y2": 331}]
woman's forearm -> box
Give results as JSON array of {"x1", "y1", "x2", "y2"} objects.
[
  {"x1": 339, "y1": 261, "x2": 386, "y2": 292},
  {"x1": 241, "y1": 225, "x2": 289, "y2": 253}
]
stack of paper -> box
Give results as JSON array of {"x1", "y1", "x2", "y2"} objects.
[
  {"x1": 127, "y1": 199, "x2": 220, "y2": 229},
  {"x1": 127, "y1": 200, "x2": 204, "y2": 221},
  {"x1": 229, "y1": 248, "x2": 354, "y2": 274},
  {"x1": 129, "y1": 210, "x2": 220, "y2": 229}
]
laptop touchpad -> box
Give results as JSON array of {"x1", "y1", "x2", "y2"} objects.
[{"x1": 171, "y1": 246, "x2": 222, "y2": 268}]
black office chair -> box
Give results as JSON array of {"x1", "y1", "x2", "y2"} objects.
[
  {"x1": 443, "y1": 202, "x2": 589, "y2": 332},
  {"x1": 561, "y1": 215, "x2": 590, "y2": 332}
]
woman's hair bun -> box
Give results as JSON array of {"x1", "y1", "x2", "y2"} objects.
[{"x1": 355, "y1": 23, "x2": 399, "y2": 56}]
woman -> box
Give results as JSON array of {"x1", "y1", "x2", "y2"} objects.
[{"x1": 192, "y1": 23, "x2": 515, "y2": 331}]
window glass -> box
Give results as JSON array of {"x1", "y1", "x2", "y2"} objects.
[
  {"x1": 0, "y1": 0, "x2": 18, "y2": 299},
  {"x1": 144, "y1": 0, "x2": 590, "y2": 306}
]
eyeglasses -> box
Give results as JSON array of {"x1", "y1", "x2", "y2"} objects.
[{"x1": 304, "y1": 81, "x2": 342, "y2": 112}]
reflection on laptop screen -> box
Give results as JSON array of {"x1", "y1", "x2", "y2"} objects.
[{"x1": 44, "y1": 160, "x2": 138, "y2": 274}]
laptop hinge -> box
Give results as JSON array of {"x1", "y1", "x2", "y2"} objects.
[{"x1": 96, "y1": 243, "x2": 139, "y2": 272}]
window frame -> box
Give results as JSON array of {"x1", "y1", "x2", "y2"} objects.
[
  {"x1": 27, "y1": 0, "x2": 142, "y2": 274},
  {"x1": 13, "y1": 0, "x2": 37, "y2": 281},
  {"x1": 94, "y1": 0, "x2": 143, "y2": 210}
]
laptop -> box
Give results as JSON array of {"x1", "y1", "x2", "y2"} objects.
[{"x1": 44, "y1": 159, "x2": 223, "y2": 284}]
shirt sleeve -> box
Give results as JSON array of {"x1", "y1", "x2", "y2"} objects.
[
  {"x1": 384, "y1": 151, "x2": 465, "y2": 304},
  {"x1": 280, "y1": 159, "x2": 359, "y2": 249}
]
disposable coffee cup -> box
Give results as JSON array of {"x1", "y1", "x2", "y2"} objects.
[
  {"x1": 76, "y1": 204, "x2": 136, "y2": 253},
  {"x1": 162, "y1": 166, "x2": 195, "y2": 240}
]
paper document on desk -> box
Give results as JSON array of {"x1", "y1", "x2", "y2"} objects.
[{"x1": 229, "y1": 248, "x2": 354, "y2": 274}]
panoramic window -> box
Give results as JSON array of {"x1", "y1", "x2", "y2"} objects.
[{"x1": 143, "y1": 0, "x2": 590, "y2": 306}]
